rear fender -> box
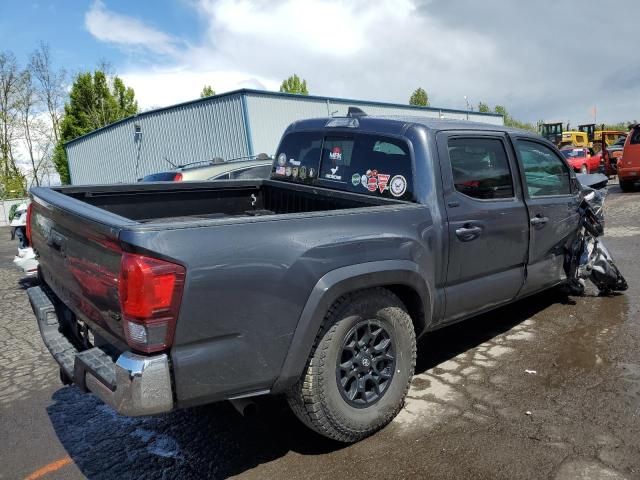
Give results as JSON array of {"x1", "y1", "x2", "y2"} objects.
[{"x1": 271, "y1": 260, "x2": 431, "y2": 393}]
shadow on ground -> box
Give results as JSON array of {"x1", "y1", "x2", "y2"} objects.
[{"x1": 47, "y1": 288, "x2": 570, "y2": 480}]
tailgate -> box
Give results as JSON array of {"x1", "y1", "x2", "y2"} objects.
[{"x1": 30, "y1": 188, "x2": 134, "y2": 348}]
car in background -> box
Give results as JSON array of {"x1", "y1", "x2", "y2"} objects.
[
  {"x1": 559, "y1": 147, "x2": 600, "y2": 173},
  {"x1": 619, "y1": 124, "x2": 640, "y2": 192},
  {"x1": 140, "y1": 156, "x2": 273, "y2": 182}
]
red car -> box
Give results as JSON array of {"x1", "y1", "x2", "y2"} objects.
[{"x1": 560, "y1": 147, "x2": 600, "y2": 173}]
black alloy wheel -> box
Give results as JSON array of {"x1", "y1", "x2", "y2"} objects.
[{"x1": 336, "y1": 320, "x2": 395, "y2": 407}]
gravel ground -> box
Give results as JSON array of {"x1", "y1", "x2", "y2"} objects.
[{"x1": 0, "y1": 185, "x2": 639, "y2": 480}]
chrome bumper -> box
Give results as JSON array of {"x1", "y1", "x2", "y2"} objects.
[{"x1": 27, "y1": 285, "x2": 173, "y2": 416}]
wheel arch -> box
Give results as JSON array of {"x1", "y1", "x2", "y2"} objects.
[{"x1": 271, "y1": 260, "x2": 432, "y2": 393}]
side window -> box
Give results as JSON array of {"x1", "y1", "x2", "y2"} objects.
[
  {"x1": 516, "y1": 140, "x2": 571, "y2": 197},
  {"x1": 630, "y1": 128, "x2": 640, "y2": 145},
  {"x1": 447, "y1": 138, "x2": 514, "y2": 200}
]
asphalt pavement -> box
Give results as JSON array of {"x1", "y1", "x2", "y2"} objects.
[{"x1": 1, "y1": 185, "x2": 639, "y2": 480}]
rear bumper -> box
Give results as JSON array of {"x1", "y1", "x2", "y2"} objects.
[
  {"x1": 27, "y1": 285, "x2": 173, "y2": 416},
  {"x1": 617, "y1": 166, "x2": 638, "y2": 180}
]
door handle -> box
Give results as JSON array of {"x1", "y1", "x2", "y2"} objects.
[
  {"x1": 530, "y1": 215, "x2": 549, "y2": 226},
  {"x1": 455, "y1": 225, "x2": 482, "y2": 242}
]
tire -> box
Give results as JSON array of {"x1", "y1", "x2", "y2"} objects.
[
  {"x1": 620, "y1": 180, "x2": 634, "y2": 192},
  {"x1": 287, "y1": 288, "x2": 416, "y2": 442},
  {"x1": 580, "y1": 164, "x2": 588, "y2": 174}
]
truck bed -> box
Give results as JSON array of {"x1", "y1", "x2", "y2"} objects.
[{"x1": 54, "y1": 179, "x2": 400, "y2": 224}]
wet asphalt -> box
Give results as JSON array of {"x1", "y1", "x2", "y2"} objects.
[{"x1": 0, "y1": 185, "x2": 639, "y2": 480}]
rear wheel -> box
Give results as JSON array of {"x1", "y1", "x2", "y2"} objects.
[
  {"x1": 287, "y1": 288, "x2": 416, "y2": 442},
  {"x1": 620, "y1": 180, "x2": 635, "y2": 192}
]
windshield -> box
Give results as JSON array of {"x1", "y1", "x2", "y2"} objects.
[{"x1": 560, "y1": 149, "x2": 585, "y2": 159}]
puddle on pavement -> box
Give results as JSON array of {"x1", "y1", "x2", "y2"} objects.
[{"x1": 550, "y1": 293, "x2": 630, "y2": 371}]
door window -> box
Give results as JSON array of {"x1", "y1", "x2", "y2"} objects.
[
  {"x1": 516, "y1": 140, "x2": 571, "y2": 197},
  {"x1": 447, "y1": 138, "x2": 514, "y2": 200}
]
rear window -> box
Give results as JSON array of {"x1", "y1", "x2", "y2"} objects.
[
  {"x1": 140, "y1": 172, "x2": 179, "y2": 182},
  {"x1": 630, "y1": 128, "x2": 640, "y2": 145},
  {"x1": 273, "y1": 132, "x2": 413, "y2": 200}
]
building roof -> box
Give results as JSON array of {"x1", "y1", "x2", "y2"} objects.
[{"x1": 65, "y1": 88, "x2": 503, "y2": 147}]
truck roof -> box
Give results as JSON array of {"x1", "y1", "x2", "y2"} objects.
[{"x1": 286, "y1": 115, "x2": 538, "y2": 137}]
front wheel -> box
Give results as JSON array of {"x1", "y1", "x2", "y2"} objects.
[
  {"x1": 580, "y1": 164, "x2": 588, "y2": 174},
  {"x1": 287, "y1": 288, "x2": 416, "y2": 442}
]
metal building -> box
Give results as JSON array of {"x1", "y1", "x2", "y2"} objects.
[{"x1": 65, "y1": 89, "x2": 504, "y2": 185}]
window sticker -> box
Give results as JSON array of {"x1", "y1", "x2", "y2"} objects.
[
  {"x1": 275, "y1": 166, "x2": 286, "y2": 175},
  {"x1": 308, "y1": 168, "x2": 316, "y2": 178},
  {"x1": 329, "y1": 146, "x2": 342, "y2": 162},
  {"x1": 325, "y1": 165, "x2": 342, "y2": 181},
  {"x1": 285, "y1": 166, "x2": 292, "y2": 176},
  {"x1": 360, "y1": 169, "x2": 390, "y2": 193},
  {"x1": 300, "y1": 166, "x2": 307, "y2": 180},
  {"x1": 389, "y1": 175, "x2": 407, "y2": 197},
  {"x1": 292, "y1": 167, "x2": 299, "y2": 178},
  {"x1": 277, "y1": 153, "x2": 287, "y2": 167},
  {"x1": 289, "y1": 158, "x2": 301, "y2": 166},
  {"x1": 351, "y1": 173, "x2": 361, "y2": 186}
]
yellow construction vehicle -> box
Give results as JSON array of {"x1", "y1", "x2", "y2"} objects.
[{"x1": 560, "y1": 131, "x2": 590, "y2": 148}]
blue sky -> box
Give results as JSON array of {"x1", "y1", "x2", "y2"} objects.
[
  {"x1": 1, "y1": 1, "x2": 199, "y2": 73},
  {"x1": 2, "y1": 0, "x2": 639, "y2": 124}
]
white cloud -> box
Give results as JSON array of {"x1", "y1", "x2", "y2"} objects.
[
  {"x1": 92, "y1": 0, "x2": 498, "y2": 112},
  {"x1": 85, "y1": 0, "x2": 640, "y2": 124},
  {"x1": 85, "y1": 0, "x2": 181, "y2": 56},
  {"x1": 121, "y1": 68, "x2": 279, "y2": 109}
]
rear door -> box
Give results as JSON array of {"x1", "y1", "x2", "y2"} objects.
[
  {"x1": 436, "y1": 131, "x2": 529, "y2": 322},
  {"x1": 512, "y1": 138, "x2": 581, "y2": 295}
]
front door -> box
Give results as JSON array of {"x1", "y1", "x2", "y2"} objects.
[
  {"x1": 437, "y1": 132, "x2": 529, "y2": 322},
  {"x1": 512, "y1": 138, "x2": 581, "y2": 295}
]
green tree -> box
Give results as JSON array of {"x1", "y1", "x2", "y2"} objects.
[
  {"x1": 494, "y1": 105, "x2": 536, "y2": 132},
  {"x1": 409, "y1": 87, "x2": 429, "y2": 107},
  {"x1": 477, "y1": 102, "x2": 490, "y2": 113},
  {"x1": 53, "y1": 70, "x2": 138, "y2": 183},
  {"x1": 279, "y1": 74, "x2": 309, "y2": 95},
  {"x1": 200, "y1": 85, "x2": 215, "y2": 98}
]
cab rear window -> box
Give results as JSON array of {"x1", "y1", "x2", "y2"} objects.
[{"x1": 272, "y1": 132, "x2": 413, "y2": 200}]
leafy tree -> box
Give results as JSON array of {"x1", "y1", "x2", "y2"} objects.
[
  {"x1": 409, "y1": 87, "x2": 429, "y2": 107},
  {"x1": 200, "y1": 85, "x2": 215, "y2": 98},
  {"x1": 493, "y1": 105, "x2": 536, "y2": 133},
  {"x1": 279, "y1": 74, "x2": 309, "y2": 95},
  {"x1": 477, "y1": 102, "x2": 490, "y2": 113},
  {"x1": 53, "y1": 70, "x2": 138, "y2": 183}
]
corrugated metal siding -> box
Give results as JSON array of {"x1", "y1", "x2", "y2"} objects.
[
  {"x1": 67, "y1": 93, "x2": 249, "y2": 184},
  {"x1": 245, "y1": 93, "x2": 503, "y2": 155},
  {"x1": 244, "y1": 94, "x2": 330, "y2": 156}
]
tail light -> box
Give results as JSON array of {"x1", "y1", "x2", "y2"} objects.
[
  {"x1": 173, "y1": 172, "x2": 183, "y2": 181},
  {"x1": 119, "y1": 252, "x2": 185, "y2": 353},
  {"x1": 25, "y1": 203, "x2": 33, "y2": 246}
]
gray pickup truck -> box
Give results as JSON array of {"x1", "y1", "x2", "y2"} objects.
[{"x1": 27, "y1": 114, "x2": 582, "y2": 442}]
